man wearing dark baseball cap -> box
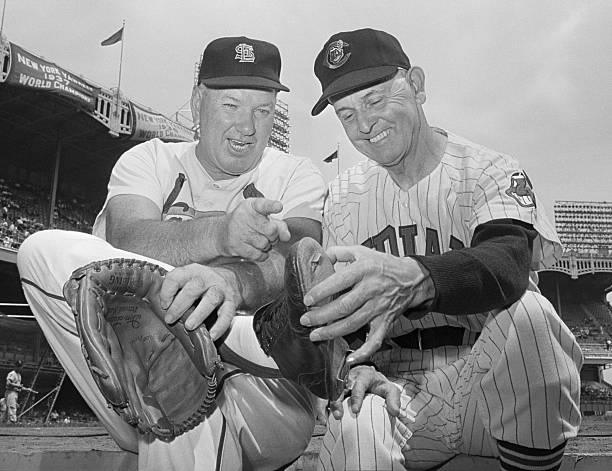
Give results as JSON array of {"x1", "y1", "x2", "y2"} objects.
[
  {"x1": 17, "y1": 34, "x2": 325, "y2": 470},
  {"x1": 301, "y1": 28, "x2": 580, "y2": 470}
]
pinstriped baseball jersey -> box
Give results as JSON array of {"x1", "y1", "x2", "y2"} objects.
[
  {"x1": 318, "y1": 131, "x2": 581, "y2": 470},
  {"x1": 323, "y1": 129, "x2": 562, "y2": 338}
]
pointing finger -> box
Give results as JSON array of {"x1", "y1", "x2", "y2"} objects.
[{"x1": 251, "y1": 198, "x2": 283, "y2": 217}]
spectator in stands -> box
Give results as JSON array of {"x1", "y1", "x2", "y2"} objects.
[
  {"x1": 607, "y1": 339, "x2": 611, "y2": 351},
  {"x1": 3, "y1": 234, "x2": 13, "y2": 248}
]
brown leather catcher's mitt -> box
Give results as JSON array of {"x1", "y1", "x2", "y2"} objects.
[{"x1": 63, "y1": 259, "x2": 220, "y2": 441}]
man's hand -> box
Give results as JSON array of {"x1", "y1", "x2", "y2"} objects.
[
  {"x1": 329, "y1": 365, "x2": 401, "y2": 420},
  {"x1": 216, "y1": 198, "x2": 291, "y2": 262},
  {"x1": 160, "y1": 264, "x2": 241, "y2": 340},
  {"x1": 301, "y1": 245, "x2": 435, "y2": 364}
]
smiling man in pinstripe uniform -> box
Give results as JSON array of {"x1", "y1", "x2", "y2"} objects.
[{"x1": 303, "y1": 28, "x2": 583, "y2": 470}]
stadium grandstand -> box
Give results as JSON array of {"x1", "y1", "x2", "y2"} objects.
[
  {"x1": 0, "y1": 33, "x2": 197, "y2": 414},
  {"x1": 539, "y1": 200, "x2": 612, "y2": 415}
]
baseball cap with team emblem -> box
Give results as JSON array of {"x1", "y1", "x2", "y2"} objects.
[
  {"x1": 198, "y1": 36, "x2": 289, "y2": 92},
  {"x1": 311, "y1": 28, "x2": 411, "y2": 115}
]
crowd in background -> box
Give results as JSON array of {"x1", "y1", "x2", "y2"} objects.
[
  {"x1": 0, "y1": 177, "x2": 98, "y2": 250},
  {"x1": 582, "y1": 381, "x2": 612, "y2": 401},
  {"x1": 21, "y1": 407, "x2": 99, "y2": 426},
  {"x1": 571, "y1": 320, "x2": 609, "y2": 342}
]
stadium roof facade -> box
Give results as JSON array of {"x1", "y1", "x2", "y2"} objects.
[{"x1": 0, "y1": 36, "x2": 194, "y2": 207}]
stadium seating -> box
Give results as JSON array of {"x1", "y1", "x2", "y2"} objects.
[
  {"x1": 0, "y1": 176, "x2": 97, "y2": 250},
  {"x1": 586, "y1": 300, "x2": 612, "y2": 334}
]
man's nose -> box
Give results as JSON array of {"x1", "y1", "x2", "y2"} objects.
[
  {"x1": 235, "y1": 111, "x2": 256, "y2": 136},
  {"x1": 356, "y1": 112, "x2": 376, "y2": 134}
]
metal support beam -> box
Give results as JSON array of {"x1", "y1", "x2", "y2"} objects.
[
  {"x1": 44, "y1": 371, "x2": 66, "y2": 423},
  {"x1": 48, "y1": 135, "x2": 62, "y2": 227}
]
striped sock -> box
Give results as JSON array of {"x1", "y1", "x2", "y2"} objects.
[{"x1": 497, "y1": 440, "x2": 566, "y2": 471}]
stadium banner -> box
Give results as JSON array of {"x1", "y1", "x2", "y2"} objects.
[
  {"x1": 5, "y1": 43, "x2": 99, "y2": 110},
  {"x1": 131, "y1": 102, "x2": 194, "y2": 142}
]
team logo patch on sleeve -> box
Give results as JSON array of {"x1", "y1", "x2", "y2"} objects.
[{"x1": 505, "y1": 170, "x2": 536, "y2": 208}]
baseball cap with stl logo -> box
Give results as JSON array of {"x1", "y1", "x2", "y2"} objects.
[
  {"x1": 311, "y1": 28, "x2": 411, "y2": 115},
  {"x1": 197, "y1": 36, "x2": 289, "y2": 92}
]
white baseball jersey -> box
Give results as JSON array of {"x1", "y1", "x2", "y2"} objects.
[
  {"x1": 5, "y1": 370, "x2": 21, "y2": 391},
  {"x1": 93, "y1": 138, "x2": 325, "y2": 238},
  {"x1": 18, "y1": 138, "x2": 327, "y2": 470},
  {"x1": 323, "y1": 129, "x2": 562, "y2": 337}
]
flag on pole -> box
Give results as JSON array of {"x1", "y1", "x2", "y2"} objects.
[
  {"x1": 323, "y1": 150, "x2": 338, "y2": 163},
  {"x1": 101, "y1": 26, "x2": 124, "y2": 46},
  {"x1": 102, "y1": 21, "x2": 126, "y2": 137}
]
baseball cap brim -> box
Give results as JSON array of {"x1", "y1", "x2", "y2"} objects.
[
  {"x1": 201, "y1": 75, "x2": 289, "y2": 92},
  {"x1": 311, "y1": 65, "x2": 397, "y2": 116}
]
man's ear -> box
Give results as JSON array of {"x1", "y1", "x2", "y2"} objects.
[
  {"x1": 408, "y1": 66, "x2": 426, "y2": 104},
  {"x1": 190, "y1": 85, "x2": 203, "y2": 124}
]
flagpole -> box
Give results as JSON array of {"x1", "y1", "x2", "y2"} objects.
[
  {"x1": 0, "y1": 0, "x2": 8, "y2": 39},
  {"x1": 109, "y1": 20, "x2": 125, "y2": 137},
  {"x1": 116, "y1": 20, "x2": 125, "y2": 102}
]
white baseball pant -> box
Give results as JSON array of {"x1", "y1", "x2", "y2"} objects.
[
  {"x1": 318, "y1": 290, "x2": 583, "y2": 470},
  {"x1": 17, "y1": 229, "x2": 316, "y2": 471}
]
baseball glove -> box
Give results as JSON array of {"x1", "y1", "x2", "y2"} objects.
[
  {"x1": 254, "y1": 237, "x2": 350, "y2": 401},
  {"x1": 63, "y1": 258, "x2": 220, "y2": 441}
]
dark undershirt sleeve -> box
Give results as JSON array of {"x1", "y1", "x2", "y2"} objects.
[{"x1": 410, "y1": 219, "x2": 538, "y2": 315}]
